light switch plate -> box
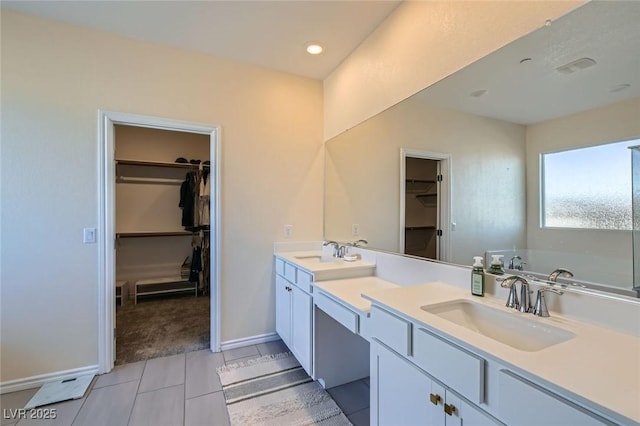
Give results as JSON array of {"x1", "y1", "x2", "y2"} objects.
[
  {"x1": 83, "y1": 227, "x2": 96, "y2": 244},
  {"x1": 352, "y1": 224, "x2": 360, "y2": 236}
]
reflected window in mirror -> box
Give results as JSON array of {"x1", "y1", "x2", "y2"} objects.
[{"x1": 541, "y1": 138, "x2": 639, "y2": 230}]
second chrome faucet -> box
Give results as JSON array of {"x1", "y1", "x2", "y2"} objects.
[
  {"x1": 500, "y1": 275, "x2": 563, "y2": 317},
  {"x1": 501, "y1": 275, "x2": 531, "y2": 313}
]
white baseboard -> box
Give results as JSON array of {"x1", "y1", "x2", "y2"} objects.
[
  {"x1": 0, "y1": 365, "x2": 99, "y2": 395},
  {"x1": 220, "y1": 332, "x2": 281, "y2": 351}
]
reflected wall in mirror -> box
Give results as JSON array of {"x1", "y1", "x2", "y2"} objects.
[{"x1": 324, "y1": 1, "x2": 640, "y2": 296}]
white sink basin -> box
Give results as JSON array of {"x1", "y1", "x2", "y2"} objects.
[
  {"x1": 421, "y1": 299, "x2": 575, "y2": 352},
  {"x1": 294, "y1": 255, "x2": 340, "y2": 264}
]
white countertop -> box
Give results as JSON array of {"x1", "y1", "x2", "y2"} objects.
[
  {"x1": 276, "y1": 251, "x2": 376, "y2": 280},
  {"x1": 314, "y1": 276, "x2": 400, "y2": 314},
  {"x1": 362, "y1": 282, "x2": 640, "y2": 425}
]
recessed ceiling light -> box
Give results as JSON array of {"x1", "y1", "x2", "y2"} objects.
[
  {"x1": 470, "y1": 89, "x2": 488, "y2": 98},
  {"x1": 610, "y1": 83, "x2": 631, "y2": 93},
  {"x1": 305, "y1": 42, "x2": 324, "y2": 55}
]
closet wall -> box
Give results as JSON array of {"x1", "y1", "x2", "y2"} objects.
[{"x1": 115, "y1": 125, "x2": 210, "y2": 295}]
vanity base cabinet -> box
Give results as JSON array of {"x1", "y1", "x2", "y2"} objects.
[
  {"x1": 275, "y1": 273, "x2": 312, "y2": 376},
  {"x1": 290, "y1": 284, "x2": 312, "y2": 374},
  {"x1": 371, "y1": 340, "x2": 500, "y2": 426},
  {"x1": 275, "y1": 275, "x2": 291, "y2": 346}
]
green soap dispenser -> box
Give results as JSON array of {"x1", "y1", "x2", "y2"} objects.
[
  {"x1": 487, "y1": 254, "x2": 505, "y2": 275},
  {"x1": 471, "y1": 256, "x2": 485, "y2": 296}
]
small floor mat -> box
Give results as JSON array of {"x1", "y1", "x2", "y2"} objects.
[
  {"x1": 24, "y1": 373, "x2": 95, "y2": 409},
  {"x1": 218, "y1": 352, "x2": 352, "y2": 426}
]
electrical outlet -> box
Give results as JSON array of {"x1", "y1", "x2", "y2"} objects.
[
  {"x1": 352, "y1": 224, "x2": 360, "y2": 236},
  {"x1": 284, "y1": 224, "x2": 293, "y2": 239},
  {"x1": 83, "y1": 227, "x2": 96, "y2": 244}
]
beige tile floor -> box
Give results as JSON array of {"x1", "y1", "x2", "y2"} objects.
[{"x1": 1, "y1": 340, "x2": 369, "y2": 426}]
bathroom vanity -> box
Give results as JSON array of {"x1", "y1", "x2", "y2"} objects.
[{"x1": 273, "y1": 243, "x2": 640, "y2": 426}]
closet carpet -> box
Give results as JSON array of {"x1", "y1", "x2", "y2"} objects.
[{"x1": 116, "y1": 295, "x2": 210, "y2": 365}]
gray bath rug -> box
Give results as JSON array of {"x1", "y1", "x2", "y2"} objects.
[{"x1": 218, "y1": 352, "x2": 352, "y2": 425}]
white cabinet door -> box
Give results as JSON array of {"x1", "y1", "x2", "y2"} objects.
[
  {"x1": 453, "y1": 395, "x2": 501, "y2": 426},
  {"x1": 498, "y1": 370, "x2": 612, "y2": 426},
  {"x1": 428, "y1": 381, "x2": 447, "y2": 426},
  {"x1": 372, "y1": 341, "x2": 431, "y2": 426},
  {"x1": 290, "y1": 284, "x2": 312, "y2": 375},
  {"x1": 275, "y1": 275, "x2": 291, "y2": 347}
]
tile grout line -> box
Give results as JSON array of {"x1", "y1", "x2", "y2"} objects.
[
  {"x1": 183, "y1": 352, "x2": 187, "y2": 426},
  {"x1": 69, "y1": 376, "x2": 97, "y2": 426},
  {"x1": 127, "y1": 360, "x2": 147, "y2": 426}
]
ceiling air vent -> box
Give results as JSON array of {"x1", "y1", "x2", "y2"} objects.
[{"x1": 555, "y1": 57, "x2": 597, "y2": 74}]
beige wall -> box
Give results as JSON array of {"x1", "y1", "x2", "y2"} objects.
[
  {"x1": 525, "y1": 97, "x2": 640, "y2": 281},
  {"x1": 323, "y1": 0, "x2": 584, "y2": 140},
  {"x1": 0, "y1": 10, "x2": 323, "y2": 382},
  {"x1": 325, "y1": 97, "x2": 527, "y2": 266}
]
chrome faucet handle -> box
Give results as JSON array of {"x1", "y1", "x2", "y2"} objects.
[
  {"x1": 351, "y1": 239, "x2": 368, "y2": 247},
  {"x1": 533, "y1": 287, "x2": 564, "y2": 317},
  {"x1": 500, "y1": 275, "x2": 521, "y2": 310},
  {"x1": 548, "y1": 268, "x2": 574, "y2": 283}
]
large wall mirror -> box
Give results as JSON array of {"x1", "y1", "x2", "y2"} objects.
[{"x1": 324, "y1": 1, "x2": 640, "y2": 297}]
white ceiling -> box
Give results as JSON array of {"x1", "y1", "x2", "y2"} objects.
[
  {"x1": 1, "y1": 0, "x2": 401, "y2": 80},
  {"x1": 415, "y1": 1, "x2": 640, "y2": 125}
]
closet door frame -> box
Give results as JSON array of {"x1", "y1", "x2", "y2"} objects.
[{"x1": 97, "y1": 110, "x2": 221, "y2": 374}]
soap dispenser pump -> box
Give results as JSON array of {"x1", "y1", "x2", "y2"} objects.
[
  {"x1": 471, "y1": 256, "x2": 485, "y2": 297},
  {"x1": 487, "y1": 255, "x2": 505, "y2": 275}
]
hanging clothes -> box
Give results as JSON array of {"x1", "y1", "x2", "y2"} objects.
[
  {"x1": 199, "y1": 171, "x2": 210, "y2": 228},
  {"x1": 189, "y1": 245, "x2": 202, "y2": 286},
  {"x1": 179, "y1": 170, "x2": 204, "y2": 232}
]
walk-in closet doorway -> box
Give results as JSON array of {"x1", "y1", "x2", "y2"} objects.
[
  {"x1": 399, "y1": 148, "x2": 451, "y2": 262},
  {"x1": 98, "y1": 111, "x2": 221, "y2": 374}
]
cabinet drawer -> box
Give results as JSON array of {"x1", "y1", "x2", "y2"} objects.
[
  {"x1": 296, "y1": 269, "x2": 313, "y2": 293},
  {"x1": 498, "y1": 370, "x2": 612, "y2": 426},
  {"x1": 315, "y1": 292, "x2": 359, "y2": 334},
  {"x1": 284, "y1": 262, "x2": 297, "y2": 283},
  {"x1": 413, "y1": 327, "x2": 484, "y2": 404},
  {"x1": 275, "y1": 258, "x2": 285, "y2": 276},
  {"x1": 370, "y1": 306, "x2": 412, "y2": 357}
]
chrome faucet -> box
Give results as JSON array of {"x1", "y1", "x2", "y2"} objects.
[
  {"x1": 323, "y1": 240, "x2": 339, "y2": 257},
  {"x1": 533, "y1": 287, "x2": 564, "y2": 317},
  {"x1": 548, "y1": 268, "x2": 574, "y2": 283},
  {"x1": 508, "y1": 255, "x2": 526, "y2": 271},
  {"x1": 518, "y1": 278, "x2": 533, "y2": 313},
  {"x1": 500, "y1": 275, "x2": 529, "y2": 310}
]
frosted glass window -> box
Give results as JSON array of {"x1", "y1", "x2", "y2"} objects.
[{"x1": 541, "y1": 139, "x2": 637, "y2": 230}]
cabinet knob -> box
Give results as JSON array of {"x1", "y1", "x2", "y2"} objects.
[
  {"x1": 444, "y1": 403, "x2": 456, "y2": 416},
  {"x1": 429, "y1": 393, "x2": 441, "y2": 405}
]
